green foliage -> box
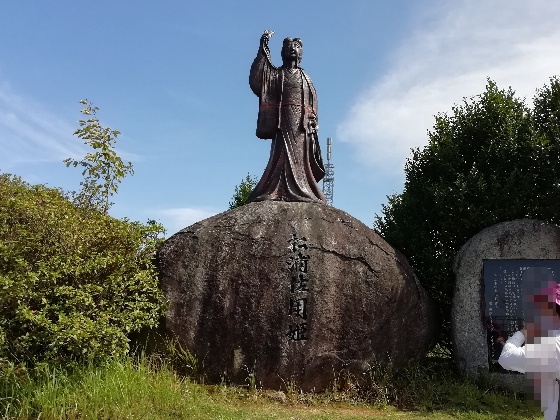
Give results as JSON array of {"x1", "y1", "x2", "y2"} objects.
[
  {"x1": 0, "y1": 355, "x2": 540, "y2": 419},
  {"x1": 533, "y1": 76, "x2": 560, "y2": 143},
  {"x1": 64, "y1": 100, "x2": 133, "y2": 214},
  {"x1": 0, "y1": 173, "x2": 166, "y2": 371},
  {"x1": 374, "y1": 77, "x2": 560, "y2": 351},
  {"x1": 0, "y1": 356, "x2": 208, "y2": 420},
  {"x1": 229, "y1": 173, "x2": 258, "y2": 209},
  {"x1": 164, "y1": 337, "x2": 205, "y2": 382}
]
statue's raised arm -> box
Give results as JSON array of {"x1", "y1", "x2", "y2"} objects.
[
  {"x1": 247, "y1": 32, "x2": 326, "y2": 204},
  {"x1": 261, "y1": 30, "x2": 274, "y2": 53},
  {"x1": 249, "y1": 30, "x2": 276, "y2": 97}
]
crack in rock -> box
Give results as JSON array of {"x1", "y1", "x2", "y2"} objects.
[{"x1": 310, "y1": 245, "x2": 380, "y2": 278}]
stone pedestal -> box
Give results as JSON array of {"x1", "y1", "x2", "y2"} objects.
[{"x1": 157, "y1": 201, "x2": 436, "y2": 390}]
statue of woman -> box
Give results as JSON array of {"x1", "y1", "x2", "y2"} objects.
[{"x1": 248, "y1": 31, "x2": 326, "y2": 204}]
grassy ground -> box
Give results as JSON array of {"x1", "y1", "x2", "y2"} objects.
[{"x1": 0, "y1": 356, "x2": 541, "y2": 420}]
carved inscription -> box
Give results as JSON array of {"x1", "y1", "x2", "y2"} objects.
[
  {"x1": 287, "y1": 234, "x2": 309, "y2": 341},
  {"x1": 484, "y1": 260, "x2": 524, "y2": 372},
  {"x1": 287, "y1": 323, "x2": 308, "y2": 341}
]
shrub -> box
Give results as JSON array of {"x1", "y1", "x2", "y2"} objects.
[{"x1": 0, "y1": 174, "x2": 166, "y2": 370}]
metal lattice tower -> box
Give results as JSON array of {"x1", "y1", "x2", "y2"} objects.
[{"x1": 322, "y1": 137, "x2": 334, "y2": 206}]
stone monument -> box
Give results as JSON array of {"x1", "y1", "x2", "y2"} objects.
[
  {"x1": 452, "y1": 219, "x2": 560, "y2": 388},
  {"x1": 156, "y1": 31, "x2": 437, "y2": 391}
]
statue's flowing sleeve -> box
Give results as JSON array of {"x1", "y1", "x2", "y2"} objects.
[
  {"x1": 302, "y1": 71, "x2": 325, "y2": 182},
  {"x1": 250, "y1": 41, "x2": 279, "y2": 139}
]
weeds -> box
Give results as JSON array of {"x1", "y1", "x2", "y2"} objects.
[
  {"x1": 0, "y1": 348, "x2": 541, "y2": 420},
  {"x1": 163, "y1": 337, "x2": 205, "y2": 382},
  {"x1": 243, "y1": 365, "x2": 259, "y2": 392}
]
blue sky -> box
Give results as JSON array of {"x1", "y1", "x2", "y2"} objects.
[{"x1": 1, "y1": 1, "x2": 560, "y2": 236}]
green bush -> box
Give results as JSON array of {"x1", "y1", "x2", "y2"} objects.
[{"x1": 0, "y1": 173, "x2": 166, "y2": 370}]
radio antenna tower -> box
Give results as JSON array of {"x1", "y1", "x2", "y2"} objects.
[{"x1": 323, "y1": 137, "x2": 334, "y2": 206}]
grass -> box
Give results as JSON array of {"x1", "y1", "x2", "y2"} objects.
[{"x1": 0, "y1": 354, "x2": 541, "y2": 420}]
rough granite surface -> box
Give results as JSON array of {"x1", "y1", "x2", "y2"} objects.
[{"x1": 157, "y1": 201, "x2": 437, "y2": 390}]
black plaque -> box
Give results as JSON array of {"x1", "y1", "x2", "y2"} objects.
[{"x1": 483, "y1": 259, "x2": 560, "y2": 372}]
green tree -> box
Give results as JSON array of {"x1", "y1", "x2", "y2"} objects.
[
  {"x1": 534, "y1": 76, "x2": 560, "y2": 145},
  {"x1": 229, "y1": 173, "x2": 258, "y2": 209},
  {"x1": 64, "y1": 100, "x2": 133, "y2": 214},
  {"x1": 374, "y1": 78, "x2": 560, "y2": 352}
]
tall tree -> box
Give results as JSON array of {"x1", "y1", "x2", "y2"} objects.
[{"x1": 374, "y1": 78, "x2": 560, "y2": 352}]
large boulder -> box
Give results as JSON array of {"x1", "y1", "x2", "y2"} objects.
[{"x1": 157, "y1": 201, "x2": 436, "y2": 390}]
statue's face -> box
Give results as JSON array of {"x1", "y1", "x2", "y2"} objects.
[{"x1": 282, "y1": 38, "x2": 303, "y2": 63}]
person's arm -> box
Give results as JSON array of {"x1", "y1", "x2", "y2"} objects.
[
  {"x1": 525, "y1": 335, "x2": 560, "y2": 373},
  {"x1": 499, "y1": 328, "x2": 560, "y2": 374},
  {"x1": 498, "y1": 330, "x2": 527, "y2": 373}
]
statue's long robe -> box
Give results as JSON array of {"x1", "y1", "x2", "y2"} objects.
[{"x1": 248, "y1": 42, "x2": 326, "y2": 204}]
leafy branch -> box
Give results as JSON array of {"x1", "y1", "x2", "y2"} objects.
[{"x1": 64, "y1": 100, "x2": 133, "y2": 214}]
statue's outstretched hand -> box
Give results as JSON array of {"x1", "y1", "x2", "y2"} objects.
[{"x1": 261, "y1": 30, "x2": 274, "y2": 46}]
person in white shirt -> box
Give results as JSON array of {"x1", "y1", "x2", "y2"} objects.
[{"x1": 499, "y1": 282, "x2": 560, "y2": 420}]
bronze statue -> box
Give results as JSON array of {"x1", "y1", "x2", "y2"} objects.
[{"x1": 248, "y1": 30, "x2": 326, "y2": 204}]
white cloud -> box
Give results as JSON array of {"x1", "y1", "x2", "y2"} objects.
[
  {"x1": 337, "y1": 0, "x2": 560, "y2": 174},
  {"x1": 156, "y1": 207, "x2": 219, "y2": 236},
  {"x1": 0, "y1": 83, "x2": 141, "y2": 174},
  {"x1": 0, "y1": 83, "x2": 86, "y2": 170}
]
